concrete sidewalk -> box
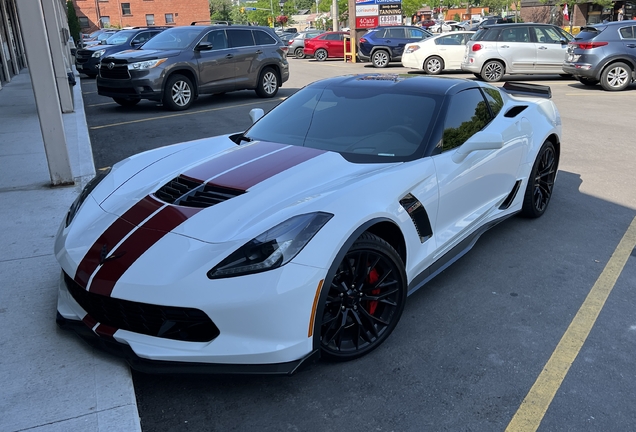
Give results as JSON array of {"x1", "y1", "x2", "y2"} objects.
[{"x1": 0, "y1": 71, "x2": 141, "y2": 432}]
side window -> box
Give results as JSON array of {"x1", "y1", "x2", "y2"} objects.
[
  {"x1": 407, "y1": 28, "x2": 424, "y2": 39},
  {"x1": 131, "y1": 32, "x2": 151, "y2": 45},
  {"x1": 499, "y1": 27, "x2": 530, "y2": 43},
  {"x1": 227, "y1": 29, "x2": 255, "y2": 48},
  {"x1": 481, "y1": 87, "x2": 504, "y2": 117},
  {"x1": 386, "y1": 28, "x2": 406, "y2": 38},
  {"x1": 441, "y1": 89, "x2": 492, "y2": 152},
  {"x1": 556, "y1": 27, "x2": 574, "y2": 41},
  {"x1": 533, "y1": 27, "x2": 560, "y2": 43},
  {"x1": 205, "y1": 30, "x2": 228, "y2": 50},
  {"x1": 253, "y1": 30, "x2": 276, "y2": 45},
  {"x1": 619, "y1": 26, "x2": 635, "y2": 39},
  {"x1": 436, "y1": 34, "x2": 464, "y2": 45},
  {"x1": 373, "y1": 29, "x2": 386, "y2": 38},
  {"x1": 324, "y1": 33, "x2": 340, "y2": 40}
]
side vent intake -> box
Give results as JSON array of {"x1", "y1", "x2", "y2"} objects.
[
  {"x1": 400, "y1": 194, "x2": 433, "y2": 243},
  {"x1": 154, "y1": 175, "x2": 245, "y2": 208},
  {"x1": 499, "y1": 180, "x2": 522, "y2": 210},
  {"x1": 504, "y1": 106, "x2": 528, "y2": 118}
]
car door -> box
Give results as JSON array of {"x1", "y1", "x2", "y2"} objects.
[
  {"x1": 432, "y1": 87, "x2": 525, "y2": 251},
  {"x1": 226, "y1": 29, "x2": 257, "y2": 89},
  {"x1": 532, "y1": 26, "x2": 572, "y2": 73},
  {"x1": 323, "y1": 33, "x2": 344, "y2": 57},
  {"x1": 496, "y1": 26, "x2": 536, "y2": 73},
  {"x1": 196, "y1": 29, "x2": 236, "y2": 92},
  {"x1": 619, "y1": 25, "x2": 636, "y2": 63},
  {"x1": 435, "y1": 33, "x2": 469, "y2": 69},
  {"x1": 383, "y1": 28, "x2": 407, "y2": 57}
]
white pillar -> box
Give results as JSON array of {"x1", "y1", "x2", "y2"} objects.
[
  {"x1": 9, "y1": 0, "x2": 27, "y2": 68},
  {"x1": 0, "y1": 16, "x2": 11, "y2": 81},
  {"x1": 0, "y1": 0, "x2": 19, "y2": 75},
  {"x1": 42, "y1": 0, "x2": 73, "y2": 112},
  {"x1": 15, "y1": 0, "x2": 74, "y2": 186}
]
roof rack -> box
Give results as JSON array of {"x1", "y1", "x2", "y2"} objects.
[{"x1": 191, "y1": 20, "x2": 230, "y2": 26}]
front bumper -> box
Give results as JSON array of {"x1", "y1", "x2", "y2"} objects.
[{"x1": 97, "y1": 68, "x2": 164, "y2": 101}]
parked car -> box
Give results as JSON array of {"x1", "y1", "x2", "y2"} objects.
[
  {"x1": 303, "y1": 31, "x2": 351, "y2": 61},
  {"x1": 429, "y1": 20, "x2": 460, "y2": 33},
  {"x1": 462, "y1": 23, "x2": 574, "y2": 82},
  {"x1": 82, "y1": 29, "x2": 119, "y2": 48},
  {"x1": 417, "y1": 19, "x2": 437, "y2": 29},
  {"x1": 358, "y1": 26, "x2": 433, "y2": 68},
  {"x1": 75, "y1": 28, "x2": 166, "y2": 78},
  {"x1": 279, "y1": 32, "x2": 298, "y2": 44},
  {"x1": 55, "y1": 75, "x2": 561, "y2": 372},
  {"x1": 562, "y1": 21, "x2": 636, "y2": 91},
  {"x1": 288, "y1": 30, "x2": 325, "y2": 59},
  {"x1": 96, "y1": 25, "x2": 289, "y2": 110},
  {"x1": 402, "y1": 31, "x2": 475, "y2": 74}
]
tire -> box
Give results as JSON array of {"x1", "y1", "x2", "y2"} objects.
[
  {"x1": 371, "y1": 50, "x2": 390, "y2": 68},
  {"x1": 520, "y1": 140, "x2": 558, "y2": 218},
  {"x1": 576, "y1": 77, "x2": 599, "y2": 86},
  {"x1": 600, "y1": 62, "x2": 632, "y2": 91},
  {"x1": 255, "y1": 67, "x2": 279, "y2": 98},
  {"x1": 424, "y1": 56, "x2": 444, "y2": 75},
  {"x1": 163, "y1": 74, "x2": 194, "y2": 111},
  {"x1": 294, "y1": 47, "x2": 306, "y2": 59},
  {"x1": 320, "y1": 232, "x2": 407, "y2": 361},
  {"x1": 473, "y1": 73, "x2": 483, "y2": 80},
  {"x1": 315, "y1": 48, "x2": 328, "y2": 61},
  {"x1": 113, "y1": 97, "x2": 140, "y2": 107},
  {"x1": 480, "y1": 60, "x2": 505, "y2": 82},
  {"x1": 559, "y1": 73, "x2": 572, "y2": 79}
]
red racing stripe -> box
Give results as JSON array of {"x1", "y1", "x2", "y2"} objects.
[
  {"x1": 95, "y1": 324, "x2": 117, "y2": 341},
  {"x1": 211, "y1": 145, "x2": 326, "y2": 190},
  {"x1": 82, "y1": 315, "x2": 98, "y2": 329},
  {"x1": 182, "y1": 141, "x2": 287, "y2": 183},
  {"x1": 88, "y1": 205, "x2": 202, "y2": 297},
  {"x1": 74, "y1": 196, "x2": 163, "y2": 288}
]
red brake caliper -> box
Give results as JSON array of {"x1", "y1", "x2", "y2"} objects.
[{"x1": 367, "y1": 267, "x2": 380, "y2": 315}]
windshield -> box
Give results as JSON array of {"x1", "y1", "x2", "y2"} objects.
[
  {"x1": 246, "y1": 83, "x2": 440, "y2": 162},
  {"x1": 97, "y1": 32, "x2": 114, "y2": 41},
  {"x1": 105, "y1": 30, "x2": 135, "y2": 45},
  {"x1": 141, "y1": 27, "x2": 203, "y2": 50}
]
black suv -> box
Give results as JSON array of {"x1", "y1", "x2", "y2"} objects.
[
  {"x1": 76, "y1": 27, "x2": 166, "y2": 78},
  {"x1": 358, "y1": 26, "x2": 433, "y2": 68},
  {"x1": 96, "y1": 25, "x2": 289, "y2": 110},
  {"x1": 562, "y1": 21, "x2": 636, "y2": 91}
]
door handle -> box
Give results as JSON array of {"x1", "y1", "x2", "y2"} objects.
[
  {"x1": 225, "y1": 54, "x2": 234, "y2": 59},
  {"x1": 501, "y1": 45, "x2": 509, "y2": 48},
  {"x1": 255, "y1": 50, "x2": 263, "y2": 54},
  {"x1": 627, "y1": 44, "x2": 636, "y2": 48},
  {"x1": 538, "y1": 46, "x2": 548, "y2": 49}
]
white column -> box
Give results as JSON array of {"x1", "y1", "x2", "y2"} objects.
[
  {"x1": 9, "y1": 0, "x2": 27, "y2": 68},
  {"x1": 0, "y1": 0, "x2": 19, "y2": 75},
  {"x1": 0, "y1": 15, "x2": 11, "y2": 81},
  {"x1": 15, "y1": 0, "x2": 74, "y2": 186},
  {"x1": 41, "y1": 0, "x2": 73, "y2": 112}
]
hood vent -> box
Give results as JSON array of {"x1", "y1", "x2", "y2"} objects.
[{"x1": 154, "y1": 175, "x2": 245, "y2": 208}]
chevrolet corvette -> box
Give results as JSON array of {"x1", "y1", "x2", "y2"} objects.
[{"x1": 55, "y1": 74, "x2": 561, "y2": 374}]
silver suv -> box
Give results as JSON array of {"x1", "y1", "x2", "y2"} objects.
[
  {"x1": 96, "y1": 25, "x2": 289, "y2": 110},
  {"x1": 289, "y1": 30, "x2": 325, "y2": 59},
  {"x1": 462, "y1": 23, "x2": 573, "y2": 82}
]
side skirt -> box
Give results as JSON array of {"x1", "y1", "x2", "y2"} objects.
[{"x1": 407, "y1": 212, "x2": 517, "y2": 296}]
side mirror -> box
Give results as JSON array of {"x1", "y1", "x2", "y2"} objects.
[
  {"x1": 249, "y1": 108, "x2": 264, "y2": 124},
  {"x1": 195, "y1": 41, "x2": 213, "y2": 51},
  {"x1": 452, "y1": 131, "x2": 504, "y2": 163},
  {"x1": 560, "y1": 37, "x2": 568, "y2": 45},
  {"x1": 131, "y1": 40, "x2": 142, "y2": 46},
  {"x1": 100, "y1": 40, "x2": 107, "y2": 45}
]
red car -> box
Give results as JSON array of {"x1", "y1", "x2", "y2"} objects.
[
  {"x1": 303, "y1": 31, "x2": 351, "y2": 61},
  {"x1": 417, "y1": 20, "x2": 436, "y2": 29}
]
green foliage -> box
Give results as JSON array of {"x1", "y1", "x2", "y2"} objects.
[
  {"x1": 209, "y1": 0, "x2": 233, "y2": 22},
  {"x1": 453, "y1": 13, "x2": 461, "y2": 21},
  {"x1": 66, "y1": 0, "x2": 81, "y2": 43}
]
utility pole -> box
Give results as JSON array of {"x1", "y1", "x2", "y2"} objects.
[{"x1": 332, "y1": 0, "x2": 338, "y2": 30}]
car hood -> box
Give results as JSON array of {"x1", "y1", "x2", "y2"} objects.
[
  {"x1": 98, "y1": 138, "x2": 399, "y2": 243},
  {"x1": 107, "y1": 49, "x2": 182, "y2": 61}
]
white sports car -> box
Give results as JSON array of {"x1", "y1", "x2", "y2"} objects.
[
  {"x1": 402, "y1": 31, "x2": 475, "y2": 75},
  {"x1": 55, "y1": 75, "x2": 561, "y2": 374}
]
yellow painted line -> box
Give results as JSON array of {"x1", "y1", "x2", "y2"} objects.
[
  {"x1": 505, "y1": 216, "x2": 636, "y2": 432},
  {"x1": 89, "y1": 97, "x2": 285, "y2": 130},
  {"x1": 564, "y1": 92, "x2": 631, "y2": 96}
]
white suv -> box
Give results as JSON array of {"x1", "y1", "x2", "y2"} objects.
[{"x1": 462, "y1": 23, "x2": 574, "y2": 82}]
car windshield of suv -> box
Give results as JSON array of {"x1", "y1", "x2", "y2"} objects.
[
  {"x1": 246, "y1": 79, "x2": 440, "y2": 162},
  {"x1": 104, "y1": 30, "x2": 136, "y2": 45},
  {"x1": 141, "y1": 27, "x2": 204, "y2": 50}
]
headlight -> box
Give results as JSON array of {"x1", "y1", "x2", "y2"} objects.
[
  {"x1": 65, "y1": 167, "x2": 111, "y2": 227},
  {"x1": 127, "y1": 58, "x2": 167, "y2": 70},
  {"x1": 92, "y1": 49, "x2": 105, "y2": 58},
  {"x1": 208, "y1": 212, "x2": 333, "y2": 279}
]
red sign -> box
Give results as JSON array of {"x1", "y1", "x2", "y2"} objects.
[{"x1": 356, "y1": 16, "x2": 379, "y2": 28}]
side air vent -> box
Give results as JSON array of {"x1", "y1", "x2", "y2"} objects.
[
  {"x1": 400, "y1": 193, "x2": 433, "y2": 243},
  {"x1": 154, "y1": 175, "x2": 244, "y2": 208},
  {"x1": 504, "y1": 106, "x2": 528, "y2": 118},
  {"x1": 499, "y1": 180, "x2": 522, "y2": 210}
]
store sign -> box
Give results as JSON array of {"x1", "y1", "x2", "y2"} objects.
[
  {"x1": 379, "y1": 3, "x2": 401, "y2": 15},
  {"x1": 356, "y1": 16, "x2": 379, "y2": 28},
  {"x1": 356, "y1": 4, "x2": 379, "y2": 16},
  {"x1": 374, "y1": 0, "x2": 401, "y2": 4},
  {"x1": 355, "y1": 0, "x2": 375, "y2": 4},
  {"x1": 379, "y1": 14, "x2": 402, "y2": 25}
]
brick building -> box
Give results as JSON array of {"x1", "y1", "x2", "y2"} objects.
[{"x1": 73, "y1": 0, "x2": 211, "y2": 33}]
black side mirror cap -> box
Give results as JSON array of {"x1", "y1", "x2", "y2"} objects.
[{"x1": 195, "y1": 41, "x2": 213, "y2": 51}]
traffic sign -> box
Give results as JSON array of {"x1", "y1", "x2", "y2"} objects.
[{"x1": 244, "y1": 7, "x2": 256, "y2": 10}]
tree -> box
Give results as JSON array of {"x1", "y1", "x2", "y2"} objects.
[
  {"x1": 67, "y1": 0, "x2": 81, "y2": 43},
  {"x1": 209, "y1": 0, "x2": 233, "y2": 22}
]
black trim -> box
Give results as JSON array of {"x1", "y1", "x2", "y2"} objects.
[
  {"x1": 499, "y1": 180, "x2": 522, "y2": 210},
  {"x1": 407, "y1": 213, "x2": 515, "y2": 295},
  {"x1": 57, "y1": 313, "x2": 318, "y2": 375},
  {"x1": 399, "y1": 194, "x2": 433, "y2": 243},
  {"x1": 502, "y1": 82, "x2": 552, "y2": 99},
  {"x1": 504, "y1": 106, "x2": 528, "y2": 118}
]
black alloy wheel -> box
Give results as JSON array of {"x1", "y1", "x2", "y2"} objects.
[
  {"x1": 521, "y1": 140, "x2": 558, "y2": 218},
  {"x1": 481, "y1": 60, "x2": 505, "y2": 82},
  {"x1": 320, "y1": 232, "x2": 407, "y2": 361}
]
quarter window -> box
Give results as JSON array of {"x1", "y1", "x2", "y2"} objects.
[
  {"x1": 481, "y1": 87, "x2": 504, "y2": 117},
  {"x1": 121, "y1": 3, "x2": 131, "y2": 15},
  {"x1": 619, "y1": 26, "x2": 635, "y2": 39},
  {"x1": 442, "y1": 89, "x2": 492, "y2": 152},
  {"x1": 254, "y1": 30, "x2": 276, "y2": 45}
]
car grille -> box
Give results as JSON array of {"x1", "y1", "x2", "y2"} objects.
[
  {"x1": 154, "y1": 175, "x2": 245, "y2": 208},
  {"x1": 64, "y1": 272, "x2": 220, "y2": 343},
  {"x1": 99, "y1": 63, "x2": 131, "y2": 79}
]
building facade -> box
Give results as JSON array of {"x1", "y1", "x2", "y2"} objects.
[
  {"x1": 0, "y1": 0, "x2": 27, "y2": 86},
  {"x1": 73, "y1": 0, "x2": 211, "y2": 33},
  {"x1": 521, "y1": 0, "x2": 635, "y2": 28}
]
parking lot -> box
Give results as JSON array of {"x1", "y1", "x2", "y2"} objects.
[{"x1": 80, "y1": 59, "x2": 636, "y2": 432}]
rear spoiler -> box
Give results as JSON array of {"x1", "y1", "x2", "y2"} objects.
[{"x1": 501, "y1": 82, "x2": 551, "y2": 99}]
